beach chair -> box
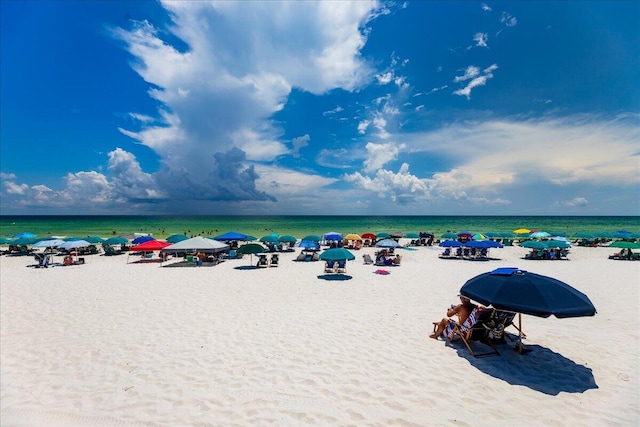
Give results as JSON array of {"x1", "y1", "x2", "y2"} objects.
[
  {"x1": 296, "y1": 252, "x2": 306, "y2": 261},
  {"x1": 439, "y1": 248, "x2": 451, "y2": 258},
  {"x1": 324, "y1": 261, "x2": 337, "y2": 273},
  {"x1": 363, "y1": 253, "x2": 374, "y2": 264},
  {"x1": 336, "y1": 260, "x2": 347, "y2": 273},
  {"x1": 257, "y1": 254, "x2": 269, "y2": 268},
  {"x1": 434, "y1": 308, "x2": 500, "y2": 358},
  {"x1": 311, "y1": 252, "x2": 320, "y2": 262},
  {"x1": 270, "y1": 254, "x2": 279, "y2": 267}
]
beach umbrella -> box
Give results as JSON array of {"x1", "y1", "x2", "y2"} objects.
[
  {"x1": 103, "y1": 236, "x2": 129, "y2": 246},
  {"x1": 545, "y1": 240, "x2": 571, "y2": 249},
  {"x1": 465, "y1": 240, "x2": 503, "y2": 249},
  {"x1": 405, "y1": 232, "x2": 420, "y2": 239},
  {"x1": 132, "y1": 235, "x2": 155, "y2": 245},
  {"x1": 324, "y1": 232, "x2": 343, "y2": 241},
  {"x1": 166, "y1": 234, "x2": 189, "y2": 243},
  {"x1": 471, "y1": 233, "x2": 487, "y2": 240},
  {"x1": 548, "y1": 231, "x2": 568, "y2": 237},
  {"x1": 130, "y1": 240, "x2": 171, "y2": 252},
  {"x1": 513, "y1": 228, "x2": 531, "y2": 234},
  {"x1": 302, "y1": 234, "x2": 321, "y2": 242},
  {"x1": 214, "y1": 231, "x2": 248, "y2": 241},
  {"x1": 519, "y1": 240, "x2": 548, "y2": 250},
  {"x1": 278, "y1": 235, "x2": 297, "y2": 243},
  {"x1": 344, "y1": 233, "x2": 362, "y2": 241},
  {"x1": 0, "y1": 237, "x2": 14, "y2": 245},
  {"x1": 376, "y1": 232, "x2": 391, "y2": 239},
  {"x1": 244, "y1": 235, "x2": 257, "y2": 241},
  {"x1": 11, "y1": 237, "x2": 38, "y2": 245},
  {"x1": 319, "y1": 248, "x2": 355, "y2": 261},
  {"x1": 32, "y1": 239, "x2": 66, "y2": 248},
  {"x1": 484, "y1": 232, "x2": 501, "y2": 238},
  {"x1": 500, "y1": 232, "x2": 516, "y2": 238},
  {"x1": 84, "y1": 236, "x2": 105, "y2": 244},
  {"x1": 236, "y1": 243, "x2": 268, "y2": 265},
  {"x1": 529, "y1": 231, "x2": 551, "y2": 239},
  {"x1": 361, "y1": 232, "x2": 376, "y2": 240},
  {"x1": 608, "y1": 241, "x2": 640, "y2": 249},
  {"x1": 439, "y1": 240, "x2": 463, "y2": 248},
  {"x1": 375, "y1": 239, "x2": 402, "y2": 248},
  {"x1": 440, "y1": 232, "x2": 458, "y2": 239},
  {"x1": 12, "y1": 232, "x2": 37, "y2": 239},
  {"x1": 59, "y1": 240, "x2": 91, "y2": 250},
  {"x1": 237, "y1": 243, "x2": 268, "y2": 254},
  {"x1": 390, "y1": 231, "x2": 404, "y2": 239},
  {"x1": 259, "y1": 234, "x2": 280, "y2": 243},
  {"x1": 460, "y1": 267, "x2": 596, "y2": 353},
  {"x1": 296, "y1": 240, "x2": 320, "y2": 250}
]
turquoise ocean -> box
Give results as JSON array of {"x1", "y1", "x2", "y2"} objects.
[{"x1": 1, "y1": 216, "x2": 638, "y2": 240}]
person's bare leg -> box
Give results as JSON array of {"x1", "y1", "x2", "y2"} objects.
[{"x1": 430, "y1": 318, "x2": 447, "y2": 339}]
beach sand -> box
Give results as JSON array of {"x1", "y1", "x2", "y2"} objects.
[{"x1": 1, "y1": 246, "x2": 638, "y2": 426}]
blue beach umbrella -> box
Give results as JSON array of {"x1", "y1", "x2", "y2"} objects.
[
  {"x1": 214, "y1": 231, "x2": 248, "y2": 241},
  {"x1": 297, "y1": 240, "x2": 320, "y2": 250},
  {"x1": 460, "y1": 267, "x2": 597, "y2": 353},
  {"x1": 324, "y1": 232, "x2": 343, "y2": 241},
  {"x1": 375, "y1": 239, "x2": 402, "y2": 248},
  {"x1": 439, "y1": 240, "x2": 463, "y2": 248},
  {"x1": 132, "y1": 236, "x2": 155, "y2": 245},
  {"x1": 0, "y1": 237, "x2": 14, "y2": 245}
]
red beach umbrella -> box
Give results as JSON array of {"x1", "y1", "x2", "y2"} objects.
[{"x1": 130, "y1": 240, "x2": 171, "y2": 252}]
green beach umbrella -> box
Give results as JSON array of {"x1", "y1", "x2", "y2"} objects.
[
  {"x1": 519, "y1": 240, "x2": 548, "y2": 250},
  {"x1": 236, "y1": 243, "x2": 268, "y2": 266},
  {"x1": 376, "y1": 232, "x2": 391, "y2": 239},
  {"x1": 259, "y1": 235, "x2": 279, "y2": 243},
  {"x1": 166, "y1": 234, "x2": 189, "y2": 243},
  {"x1": 608, "y1": 241, "x2": 640, "y2": 249},
  {"x1": 279, "y1": 235, "x2": 297, "y2": 243},
  {"x1": 545, "y1": 240, "x2": 571, "y2": 249},
  {"x1": 84, "y1": 236, "x2": 105, "y2": 244},
  {"x1": 302, "y1": 234, "x2": 321, "y2": 242},
  {"x1": 103, "y1": 236, "x2": 129, "y2": 246},
  {"x1": 440, "y1": 232, "x2": 458, "y2": 239},
  {"x1": 405, "y1": 232, "x2": 420, "y2": 239},
  {"x1": 0, "y1": 238, "x2": 14, "y2": 244},
  {"x1": 319, "y1": 248, "x2": 356, "y2": 262}
]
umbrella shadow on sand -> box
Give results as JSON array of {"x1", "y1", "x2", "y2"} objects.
[
  {"x1": 317, "y1": 274, "x2": 352, "y2": 281},
  {"x1": 234, "y1": 265, "x2": 260, "y2": 270},
  {"x1": 448, "y1": 337, "x2": 598, "y2": 395}
]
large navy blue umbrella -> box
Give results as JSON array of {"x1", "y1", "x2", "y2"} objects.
[
  {"x1": 460, "y1": 267, "x2": 596, "y2": 318},
  {"x1": 460, "y1": 267, "x2": 596, "y2": 353}
]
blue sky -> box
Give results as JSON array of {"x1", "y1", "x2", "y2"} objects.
[{"x1": 1, "y1": 1, "x2": 639, "y2": 215}]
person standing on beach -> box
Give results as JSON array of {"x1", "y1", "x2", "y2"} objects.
[{"x1": 430, "y1": 296, "x2": 477, "y2": 339}]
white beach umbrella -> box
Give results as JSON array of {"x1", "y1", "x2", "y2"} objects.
[
  {"x1": 58, "y1": 240, "x2": 92, "y2": 250},
  {"x1": 32, "y1": 239, "x2": 66, "y2": 248}
]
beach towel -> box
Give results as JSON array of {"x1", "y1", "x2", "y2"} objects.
[{"x1": 374, "y1": 269, "x2": 390, "y2": 275}]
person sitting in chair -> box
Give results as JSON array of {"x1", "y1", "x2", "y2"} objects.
[{"x1": 430, "y1": 295, "x2": 477, "y2": 339}]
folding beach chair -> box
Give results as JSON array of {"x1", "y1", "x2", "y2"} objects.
[
  {"x1": 362, "y1": 253, "x2": 374, "y2": 264},
  {"x1": 270, "y1": 254, "x2": 279, "y2": 267},
  {"x1": 434, "y1": 308, "x2": 500, "y2": 358}
]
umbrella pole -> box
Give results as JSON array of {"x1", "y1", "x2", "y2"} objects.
[{"x1": 517, "y1": 313, "x2": 523, "y2": 354}]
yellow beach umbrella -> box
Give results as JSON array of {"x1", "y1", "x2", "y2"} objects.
[
  {"x1": 344, "y1": 233, "x2": 362, "y2": 241},
  {"x1": 513, "y1": 228, "x2": 531, "y2": 234}
]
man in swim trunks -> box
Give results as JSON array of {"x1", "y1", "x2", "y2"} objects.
[{"x1": 429, "y1": 295, "x2": 477, "y2": 339}]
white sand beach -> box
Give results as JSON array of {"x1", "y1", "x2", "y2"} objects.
[{"x1": 1, "y1": 245, "x2": 639, "y2": 426}]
